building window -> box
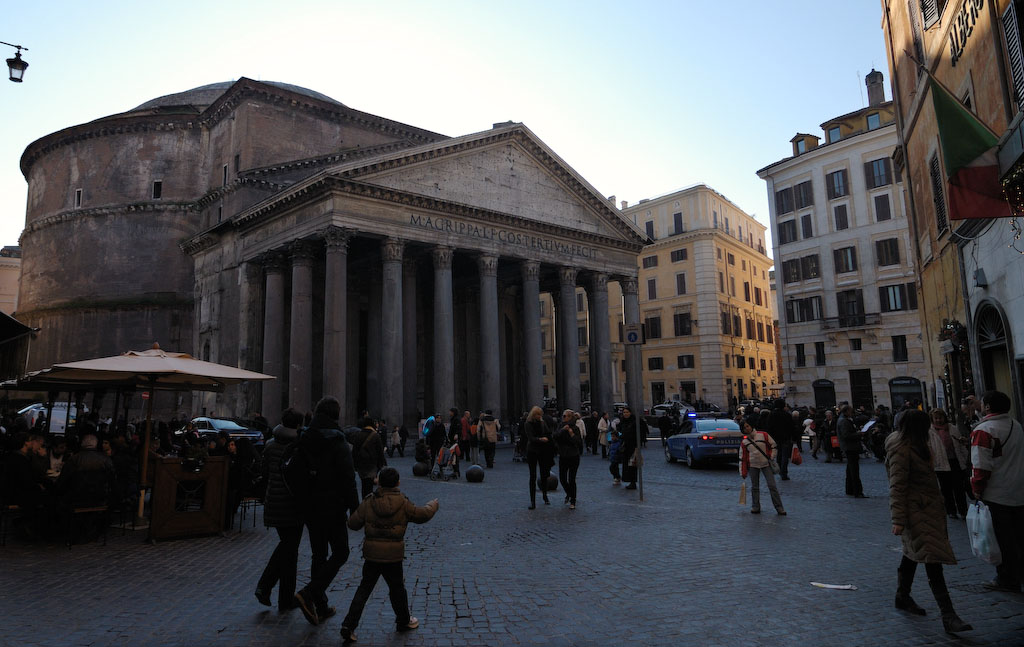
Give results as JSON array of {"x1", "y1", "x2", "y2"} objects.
[
  {"x1": 713, "y1": 211, "x2": 719, "y2": 228},
  {"x1": 234, "y1": 153, "x2": 241, "y2": 173},
  {"x1": 922, "y1": 0, "x2": 948, "y2": 28},
  {"x1": 539, "y1": 300, "x2": 545, "y2": 316},
  {"x1": 541, "y1": 331, "x2": 547, "y2": 350},
  {"x1": 795, "y1": 344, "x2": 806, "y2": 367},
  {"x1": 837, "y1": 289, "x2": 865, "y2": 326},
  {"x1": 800, "y1": 254, "x2": 820, "y2": 279},
  {"x1": 742, "y1": 260, "x2": 747, "y2": 271},
  {"x1": 879, "y1": 282, "x2": 918, "y2": 312},
  {"x1": 892, "y1": 335, "x2": 909, "y2": 362},
  {"x1": 865, "y1": 158, "x2": 893, "y2": 189},
  {"x1": 833, "y1": 204, "x2": 849, "y2": 230},
  {"x1": 621, "y1": 360, "x2": 626, "y2": 372},
  {"x1": 733, "y1": 313, "x2": 741, "y2": 337},
  {"x1": 721, "y1": 310, "x2": 731, "y2": 335},
  {"x1": 785, "y1": 296, "x2": 823, "y2": 323},
  {"x1": 794, "y1": 181, "x2": 814, "y2": 209},
  {"x1": 542, "y1": 364, "x2": 547, "y2": 376},
  {"x1": 876, "y1": 238, "x2": 901, "y2": 266},
  {"x1": 827, "y1": 169, "x2": 848, "y2": 199},
  {"x1": 775, "y1": 187, "x2": 794, "y2": 214},
  {"x1": 725, "y1": 217, "x2": 730, "y2": 234},
  {"x1": 796, "y1": 139, "x2": 806, "y2": 154},
  {"x1": 718, "y1": 272, "x2": 724, "y2": 293},
  {"x1": 757, "y1": 321, "x2": 765, "y2": 341},
  {"x1": 727, "y1": 253, "x2": 735, "y2": 265},
  {"x1": 648, "y1": 357, "x2": 664, "y2": 371},
  {"x1": 676, "y1": 273, "x2": 687, "y2": 295},
  {"x1": 1003, "y1": 2, "x2": 1024, "y2": 108},
  {"x1": 645, "y1": 221, "x2": 655, "y2": 238},
  {"x1": 874, "y1": 194, "x2": 892, "y2": 221},
  {"x1": 760, "y1": 358, "x2": 767, "y2": 370},
  {"x1": 778, "y1": 220, "x2": 798, "y2": 244},
  {"x1": 673, "y1": 212, "x2": 684, "y2": 234},
  {"x1": 736, "y1": 355, "x2": 746, "y2": 369},
  {"x1": 782, "y1": 259, "x2": 801, "y2": 284},
  {"x1": 673, "y1": 312, "x2": 693, "y2": 336},
  {"x1": 929, "y1": 154, "x2": 948, "y2": 232},
  {"x1": 678, "y1": 354, "x2": 695, "y2": 369},
  {"x1": 577, "y1": 326, "x2": 587, "y2": 347},
  {"x1": 642, "y1": 255, "x2": 659, "y2": 269},
  {"x1": 746, "y1": 318, "x2": 755, "y2": 339},
  {"x1": 670, "y1": 248, "x2": 688, "y2": 262},
  {"x1": 74, "y1": 188, "x2": 82, "y2": 208},
  {"x1": 766, "y1": 326, "x2": 774, "y2": 344},
  {"x1": 579, "y1": 361, "x2": 587, "y2": 375},
  {"x1": 743, "y1": 281, "x2": 750, "y2": 302},
  {"x1": 217, "y1": 206, "x2": 223, "y2": 223},
  {"x1": 577, "y1": 292, "x2": 585, "y2": 312},
  {"x1": 645, "y1": 315, "x2": 662, "y2": 339},
  {"x1": 222, "y1": 164, "x2": 229, "y2": 187},
  {"x1": 833, "y1": 246, "x2": 858, "y2": 274},
  {"x1": 152, "y1": 180, "x2": 163, "y2": 200},
  {"x1": 828, "y1": 126, "x2": 841, "y2": 143},
  {"x1": 647, "y1": 278, "x2": 657, "y2": 300},
  {"x1": 815, "y1": 341, "x2": 826, "y2": 366},
  {"x1": 755, "y1": 286, "x2": 762, "y2": 306},
  {"x1": 725, "y1": 354, "x2": 731, "y2": 368},
  {"x1": 850, "y1": 338, "x2": 862, "y2": 351},
  {"x1": 729, "y1": 276, "x2": 736, "y2": 296},
  {"x1": 801, "y1": 214, "x2": 813, "y2": 239},
  {"x1": 867, "y1": 112, "x2": 881, "y2": 130}
]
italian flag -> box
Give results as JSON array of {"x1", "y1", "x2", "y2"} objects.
[{"x1": 930, "y1": 77, "x2": 1010, "y2": 220}]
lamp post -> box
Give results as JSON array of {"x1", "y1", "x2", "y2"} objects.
[{"x1": 2, "y1": 41, "x2": 29, "y2": 82}]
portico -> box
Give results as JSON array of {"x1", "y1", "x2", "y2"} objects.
[{"x1": 184, "y1": 123, "x2": 645, "y2": 424}]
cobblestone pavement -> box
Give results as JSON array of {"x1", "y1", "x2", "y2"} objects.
[{"x1": 2, "y1": 442, "x2": 1022, "y2": 647}]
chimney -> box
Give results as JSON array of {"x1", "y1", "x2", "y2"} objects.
[
  {"x1": 621, "y1": 200, "x2": 629, "y2": 209},
  {"x1": 866, "y1": 69, "x2": 885, "y2": 107}
]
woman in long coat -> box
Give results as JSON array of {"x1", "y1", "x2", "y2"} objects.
[
  {"x1": 886, "y1": 409, "x2": 972, "y2": 635},
  {"x1": 523, "y1": 406, "x2": 554, "y2": 509}
]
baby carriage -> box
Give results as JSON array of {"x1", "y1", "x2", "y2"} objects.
[{"x1": 430, "y1": 442, "x2": 461, "y2": 481}]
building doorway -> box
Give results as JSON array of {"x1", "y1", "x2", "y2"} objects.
[
  {"x1": 889, "y1": 377, "x2": 923, "y2": 410},
  {"x1": 813, "y1": 379, "x2": 836, "y2": 409},
  {"x1": 651, "y1": 382, "x2": 665, "y2": 407},
  {"x1": 849, "y1": 369, "x2": 873, "y2": 410},
  {"x1": 975, "y1": 303, "x2": 1016, "y2": 418}
]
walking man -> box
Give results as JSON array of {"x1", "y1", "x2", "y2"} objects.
[
  {"x1": 767, "y1": 399, "x2": 796, "y2": 480},
  {"x1": 838, "y1": 405, "x2": 867, "y2": 498},
  {"x1": 294, "y1": 396, "x2": 361, "y2": 626}
]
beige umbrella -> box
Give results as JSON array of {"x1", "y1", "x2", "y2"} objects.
[{"x1": 22, "y1": 343, "x2": 274, "y2": 520}]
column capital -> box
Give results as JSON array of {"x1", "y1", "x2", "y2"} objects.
[
  {"x1": 381, "y1": 237, "x2": 404, "y2": 263},
  {"x1": 521, "y1": 260, "x2": 540, "y2": 282},
  {"x1": 322, "y1": 225, "x2": 352, "y2": 252},
  {"x1": 620, "y1": 275, "x2": 639, "y2": 295},
  {"x1": 260, "y1": 250, "x2": 288, "y2": 274},
  {"x1": 558, "y1": 266, "x2": 577, "y2": 286},
  {"x1": 590, "y1": 272, "x2": 609, "y2": 292},
  {"x1": 289, "y1": 239, "x2": 319, "y2": 264},
  {"x1": 432, "y1": 246, "x2": 454, "y2": 270},
  {"x1": 478, "y1": 254, "x2": 498, "y2": 277}
]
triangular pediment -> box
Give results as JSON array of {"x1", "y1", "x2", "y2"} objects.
[{"x1": 326, "y1": 125, "x2": 645, "y2": 244}]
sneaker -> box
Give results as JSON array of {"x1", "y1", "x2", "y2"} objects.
[
  {"x1": 612, "y1": 478, "x2": 621, "y2": 485},
  {"x1": 340, "y1": 626, "x2": 357, "y2": 642},
  {"x1": 255, "y1": 588, "x2": 272, "y2": 607},
  {"x1": 294, "y1": 590, "x2": 319, "y2": 626},
  {"x1": 570, "y1": 503, "x2": 576, "y2": 510},
  {"x1": 397, "y1": 616, "x2": 419, "y2": 632}
]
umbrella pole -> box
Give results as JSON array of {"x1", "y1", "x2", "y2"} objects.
[{"x1": 136, "y1": 382, "x2": 156, "y2": 522}]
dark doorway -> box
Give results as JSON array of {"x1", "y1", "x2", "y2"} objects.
[
  {"x1": 651, "y1": 382, "x2": 665, "y2": 407},
  {"x1": 813, "y1": 379, "x2": 836, "y2": 408},
  {"x1": 849, "y1": 369, "x2": 873, "y2": 410}
]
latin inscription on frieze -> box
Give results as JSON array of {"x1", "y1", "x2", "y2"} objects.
[{"x1": 408, "y1": 213, "x2": 596, "y2": 259}]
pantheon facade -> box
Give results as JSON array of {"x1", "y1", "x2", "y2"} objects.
[{"x1": 18, "y1": 78, "x2": 645, "y2": 425}]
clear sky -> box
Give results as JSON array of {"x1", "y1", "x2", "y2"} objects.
[{"x1": 0, "y1": 0, "x2": 890, "y2": 257}]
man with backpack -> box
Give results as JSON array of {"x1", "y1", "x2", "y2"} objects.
[
  {"x1": 347, "y1": 418, "x2": 386, "y2": 500},
  {"x1": 478, "y1": 410, "x2": 500, "y2": 468},
  {"x1": 293, "y1": 396, "x2": 361, "y2": 627}
]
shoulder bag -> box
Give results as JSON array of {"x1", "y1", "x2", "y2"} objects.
[{"x1": 746, "y1": 433, "x2": 780, "y2": 474}]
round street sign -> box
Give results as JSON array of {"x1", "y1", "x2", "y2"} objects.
[
  {"x1": 626, "y1": 331, "x2": 640, "y2": 343},
  {"x1": 141, "y1": 391, "x2": 150, "y2": 400}
]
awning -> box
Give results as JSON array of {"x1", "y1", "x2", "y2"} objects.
[{"x1": 0, "y1": 310, "x2": 36, "y2": 346}]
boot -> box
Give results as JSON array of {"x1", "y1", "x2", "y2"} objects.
[
  {"x1": 928, "y1": 571, "x2": 973, "y2": 634},
  {"x1": 895, "y1": 566, "x2": 926, "y2": 616}
]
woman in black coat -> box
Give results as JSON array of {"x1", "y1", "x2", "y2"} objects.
[
  {"x1": 255, "y1": 408, "x2": 304, "y2": 612},
  {"x1": 523, "y1": 406, "x2": 555, "y2": 509},
  {"x1": 554, "y1": 410, "x2": 583, "y2": 509},
  {"x1": 617, "y1": 406, "x2": 639, "y2": 490}
]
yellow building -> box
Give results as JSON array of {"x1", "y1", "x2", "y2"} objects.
[{"x1": 0, "y1": 246, "x2": 20, "y2": 315}]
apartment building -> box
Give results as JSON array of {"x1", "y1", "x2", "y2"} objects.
[{"x1": 757, "y1": 70, "x2": 931, "y2": 410}]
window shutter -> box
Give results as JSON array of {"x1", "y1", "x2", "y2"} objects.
[
  {"x1": 921, "y1": 0, "x2": 939, "y2": 28},
  {"x1": 906, "y1": 282, "x2": 918, "y2": 309},
  {"x1": 833, "y1": 249, "x2": 842, "y2": 274},
  {"x1": 864, "y1": 162, "x2": 875, "y2": 189},
  {"x1": 1004, "y1": 3, "x2": 1024, "y2": 110},
  {"x1": 851, "y1": 248, "x2": 858, "y2": 271},
  {"x1": 879, "y1": 286, "x2": 889, "y2": 312},
  {"x1": 929, "y1": 154, "x2": 948, "y2": 231},
  {"x1": 883, "y1": 158, "x2": 893, "y2": 185}
]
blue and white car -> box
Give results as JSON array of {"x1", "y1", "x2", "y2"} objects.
[{"x1": 664, "y1": 417, "x2": 743, "y2": 467}]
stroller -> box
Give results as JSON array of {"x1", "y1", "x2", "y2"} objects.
[{"x1": 430, "y1": 442, "x2": 461, "y2": 481}]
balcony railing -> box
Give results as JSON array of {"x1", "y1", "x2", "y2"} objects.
[{"x1": 820, "y1": 313, "x2": 881, "y2": 330}]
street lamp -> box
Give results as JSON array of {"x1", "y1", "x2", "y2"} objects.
[{"x1": 2, "y1": 42, "x2": 29, "y2": 82}]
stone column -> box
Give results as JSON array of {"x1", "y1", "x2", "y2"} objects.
[
  {"x1": 289, "y1": 240, "x2": 317, "y2": 413},
  {"x1": 521, "y1": 261, "x2": 543, "y2": 408},
  {"x1": 261, "y1": 251, "x2": 288, "y2": 423},
  {"x1": 432, "y1": 246, "x2": 455, "y2": 413},
  {"x1": 478, "y1": 254, "x2": 500, "y2": 416},
  {"x1": 381, "y1": 238, "x2": 404, "y2": 428},
  {"x1": 551, "y1": 292, "x2": 564, "y2": 406},
  {"x1": 559, "y1": 266, "x2": 580, "y2": 413},
  {"x1": 402, "y1": 257, "x2": 418, "y2": 428},
  {"x1": 238, "y1": 260, "x2": 262, "y2": 415},
  {"x1": 589, "y1": 273, "x2": 612, "y2": 417},
  {"x1": 367, "y1": 276, "x2": 382, "y2": 417},
  {"x1": 621, "y1": 276, "x2": 643, "y2": 415},
  {"x1": 322, "y1": 227, "x2": 350, "y2": 409}
]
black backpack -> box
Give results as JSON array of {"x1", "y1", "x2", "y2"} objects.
[{"x1": 281, "y1": 436, "x2": 317, "y2": 501}]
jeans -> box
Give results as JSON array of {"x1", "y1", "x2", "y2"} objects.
[
  {"x1": 845, "y1": 451, "x2": 863, "y2": 496},
  {"x1": 749, "y1": 466, "x2": 784, "y2": 512},
  {"x1": 527, "y1": 452, "x2": 552, "y2": 504},
  {"x1": 985, "y1": 500, "x2": 1024, "y2": 588},
  {"x1": 256, "y1": 525, "x2": 303, "y2": 609},
  {"x1": 304, "y1": 514, "x2": 350, "y2": 611},
  {"x1": 342, "y1": 560, "x2": 410, "y2": 630},
  {"x1": 558, "y1": 455, "x2": 580, "y2": 504}
]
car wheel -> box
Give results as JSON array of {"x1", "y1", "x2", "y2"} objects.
[
  {"x1": 686, "y1": 447, "x2": 697, "y2": 468},
  {"x1": 665, "y1": 445, "x2": 676, "y2": 463}
]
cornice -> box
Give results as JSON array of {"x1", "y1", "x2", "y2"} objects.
[
  {"x1": 242, "y1": 141, "x2": 416, "y2": 180},
  {"x1": 21, "y1": 202, "x2": 197, "y2": 239},
  {"x1": 194, "y1": 177, "x2": 287, "y2": 210},
  {"x1": 180, "y1": 233, "x2": 219, "y2": 256}
]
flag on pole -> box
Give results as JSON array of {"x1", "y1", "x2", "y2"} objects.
[{"x1": 930, "y1": 77, "x2": 1010, "y2": 220}]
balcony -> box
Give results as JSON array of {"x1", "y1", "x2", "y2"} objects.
[{"x1": 820, "y1": 313, "x2": 881, "y2": 330}]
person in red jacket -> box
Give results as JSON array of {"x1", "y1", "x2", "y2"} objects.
[{"x1": 740, "y1": 420, "x2": 786, "y2": 515}]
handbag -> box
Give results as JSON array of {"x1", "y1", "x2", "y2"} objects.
[
  {"x1": 830, "y1": 435, "x2": 840, "y2": 449},
  {"x1": 746, "y1": 433, "x2": 780, "y2": 474},
  {"x1": 966, "y1": 501, "x2": 1002, "y2": 565},
  {"x1": 791, "y1": 446, "x2": 803, "y2": 466}
]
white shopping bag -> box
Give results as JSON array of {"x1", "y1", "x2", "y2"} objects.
[{"x1": 966, "y1": 501, "x2": 1002, "y2": 566}]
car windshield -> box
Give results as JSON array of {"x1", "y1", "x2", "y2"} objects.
[{"x1": 208, "y1": 419, "x2": 247, "y2": 431}]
